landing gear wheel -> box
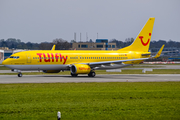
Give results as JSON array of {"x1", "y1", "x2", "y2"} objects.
[
  {"x1": 88, "y1": 72, "x2": 96, "y2": 77},
  {"x1": 71, "y1": 73, "x2": 78, "y2": 77},
  {"x1": 18, "y1": 73, "x2": 22, "y2": 77}
]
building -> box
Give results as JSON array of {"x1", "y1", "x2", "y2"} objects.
[
  {"x1": 0, "y1": 47, "x2": 27, "y2": 61},
  {"x1": 0, "y1": 50, "x2": 4, "y2": 62},
  {"x1": 0, "y1": 47, "x2": 9, "y2": 50},
  {"x1": 71, "y1": 39, "x2": 117, "y2": 50}
]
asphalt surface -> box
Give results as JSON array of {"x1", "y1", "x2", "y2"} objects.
[
  {"x1": 0, "y1": 64, "x2": 180, "y2": 83},
  {"x1": 0, "y1": 74, "x2": 180, "y2": 83},
  {"x1": 1, "y1": 65, "x2": 180, "y2": 73}
]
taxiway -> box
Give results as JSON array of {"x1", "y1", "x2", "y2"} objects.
[{"x1": 0, "y1": 74, "x2": 180, "y2": 84}]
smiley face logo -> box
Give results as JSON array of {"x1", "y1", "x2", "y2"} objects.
[{"x1": 139, "y1": 33, "x2": 151, "y2": 46}]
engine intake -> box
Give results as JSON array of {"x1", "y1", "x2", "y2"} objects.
[{"x1": 71, "y1": 64, "x2": 91, "y2": 74}]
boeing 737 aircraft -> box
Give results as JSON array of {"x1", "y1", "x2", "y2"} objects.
[{"x1": 2, "y1": 17, "x2": 164, "y2": 77}]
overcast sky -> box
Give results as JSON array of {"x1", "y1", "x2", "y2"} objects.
[{"x1": 0, "y1": 0, "x2": 180, "y2": 43}]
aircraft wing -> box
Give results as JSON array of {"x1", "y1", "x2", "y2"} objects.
[{"x1": 87, "y1": 58, "x2": 149, "y2": 67}]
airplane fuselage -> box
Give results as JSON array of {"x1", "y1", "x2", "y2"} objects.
[{"x1": 3, "y1": 50, "x2": 150, "y2": 71}]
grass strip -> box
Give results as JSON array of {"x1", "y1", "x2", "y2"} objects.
[
  {"x1": 0, "y1": 66, "x2": 10, "y2": 70},
  {"x1": 0, "y1": 82, "x2": 180, "y2": 120}
]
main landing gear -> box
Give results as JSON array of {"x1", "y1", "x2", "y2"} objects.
[
  {"x1": 70, "y1": 71, "x2": 96, "y2": 77},
  {"x1": 88, "y1": 71, "x2": 96, "y2": 77},
  {"x1": 71, "y1": 73, "x2": 78, "y2": 77}
]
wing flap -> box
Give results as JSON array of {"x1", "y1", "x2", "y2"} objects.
[{"x1": 88, "y1": 58, "x2": 148, "y2": 67}]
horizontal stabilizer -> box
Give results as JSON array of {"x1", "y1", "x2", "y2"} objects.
[{"x1": 141, "y1": 53, "x2": 151, "y2": 56}]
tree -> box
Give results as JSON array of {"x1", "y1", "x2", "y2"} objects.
[
  {"x1": 89, "y1": 39, "x2": 93, "y2": 43},
  {"x1": 39, "y1": 42, "x2": 53, "y2": 50},
  {"x1": 53, "y1": 38, "x2": 70, "y2": 50},
  {"x1": 70, "y1": 40, "x2": 76, "y2": 43}
]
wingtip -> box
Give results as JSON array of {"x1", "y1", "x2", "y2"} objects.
[
  {"x1": 51, "y1": 45, "x2": 56, "y2": 50},
  {"x1": 149, "y1": 17, "x2": 155, "y2": 21}
]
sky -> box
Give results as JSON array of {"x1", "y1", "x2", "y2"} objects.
[{"x1": 0, "y1": 0, "x2": 180, "y2": 43}]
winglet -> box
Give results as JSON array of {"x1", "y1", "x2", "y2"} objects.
[
  {"x1": 152, "y1": 44, "x2": 165, "y2": 58},
  {"x1": 51, "y1": 45, "x2": 56, "y2": 50}
]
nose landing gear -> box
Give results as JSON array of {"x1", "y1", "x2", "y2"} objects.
[
  {"x1": 12, "y1": 69, "x2": 23, "y2": 77},
  {"x1": 18, "y1": 73, "x2": 22, "y2": 77}
]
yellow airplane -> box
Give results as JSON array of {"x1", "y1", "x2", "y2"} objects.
[{"x1": 2, "y1": 17, "x2": 163, "y2": 77}]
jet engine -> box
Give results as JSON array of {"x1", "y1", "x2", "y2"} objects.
[
  {"x1": 42, "y1": 70, "x2": 60, "y2": 73},
  {"x1": 71, "y1": 64, "x2": 91, "y2": 74}
]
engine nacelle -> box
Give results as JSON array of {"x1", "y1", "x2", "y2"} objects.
[
  {"x1": 42, "y1": 70, "x2": 60, "y2": 73},
  {"x1": 71, "y1": 64, "x2": 91, "y2": 74}
]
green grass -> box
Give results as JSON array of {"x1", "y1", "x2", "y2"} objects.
[
  {"x1": 0, "y1": 66, "x2": 10, "y2": 70},
  {"x1": 0, "y1": 82, "x2": 180, "y2": 120}
]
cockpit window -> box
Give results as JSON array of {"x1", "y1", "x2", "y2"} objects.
[{"x1": 9, "y1": 56, "x2": 20, "y2": 59}]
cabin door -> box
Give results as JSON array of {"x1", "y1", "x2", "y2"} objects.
[{"x1": 26, "y1": 53, "x2": 31, "y2": 63}]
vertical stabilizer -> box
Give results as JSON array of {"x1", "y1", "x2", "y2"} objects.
[{"x1": 119, "y1": 17, "x2": 155, "y2": 52}]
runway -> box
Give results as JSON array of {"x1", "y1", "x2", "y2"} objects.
[{"x1": 0, "y1": 74, "x2": 180, "y2": 84}]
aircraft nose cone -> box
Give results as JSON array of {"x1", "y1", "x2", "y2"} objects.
[{"x1": 2, "y1": 59, "x2": 7, "y2": 65}]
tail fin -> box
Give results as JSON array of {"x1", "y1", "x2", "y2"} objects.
[{"x1": 119, "y1": 17, "x2": 155, "y2": 52}]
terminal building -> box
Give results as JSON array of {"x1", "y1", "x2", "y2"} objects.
[
  {"x1": 71, "y1": 39, "x2": 117, "y2": 50},
  {"x1": 0, "y1": 50, "x2": 4, "y2": 62}
]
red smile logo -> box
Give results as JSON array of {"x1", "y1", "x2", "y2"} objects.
[{"x1": 139, "y1": 33, "x2": 151, "y2": 46}]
